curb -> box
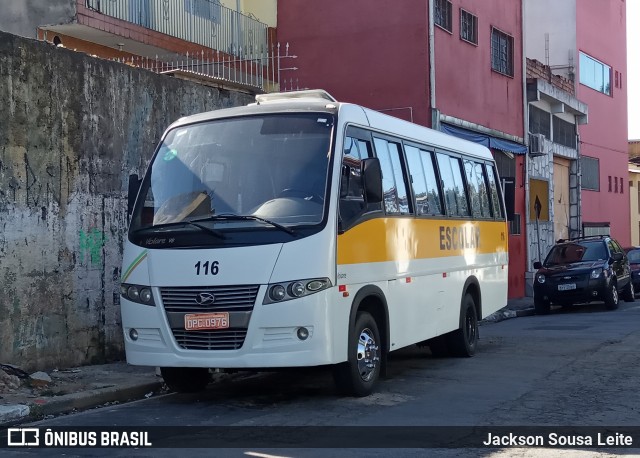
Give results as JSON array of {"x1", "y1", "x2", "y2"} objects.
[
  {"x1": 0, "y1": 381, "x2": 163, "y2": 427},
  {"x1": 483, "y1": 306, "x2": 536, "y2": 323}
]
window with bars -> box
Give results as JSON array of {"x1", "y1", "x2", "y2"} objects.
[
  {"x1": 435, "y1": 0, "x2": 453, "y2": 32},
  {"x1": 460, "y1": 9, "x2": 477, "y2": 45},
  {"x1": 529, "y1": 105, "x2": 551, "y2": 139},
  {"x1": 491, "y1": 27, "x2": 514, "y2": 77},
  {"x1": 552, "y1": 116, "x2": 576, "y2": 149}
]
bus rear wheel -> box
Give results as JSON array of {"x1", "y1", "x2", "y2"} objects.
[
  {"x1": 333, "y1": 311, "x2": 381, "y2": 397},
  {"x1": 446, "y1": 294, "x2": 478, "y2": 357},
  {"x1": 160, "y1": 367, "x2": 210, "y2": 393}
]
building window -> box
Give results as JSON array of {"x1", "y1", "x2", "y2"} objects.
[
  {"x1": 638, "y1": 184, "x2": 640, "y2": 213},
  {"x1": 608, "y1": 176, "x2": 612, "y2": 192},
  {"x1": 491, "y1": 28, "x2": 514, "y2": 77},
  {"x1": 460, "y1": 9, "x2": 478, "y2": 45},
  {"x1": 510, "y1": 213, "x2": 521, "y2": 235},
  {"x1": 579, "y1": 51, "x2": 611, "y2": 95},
  {"x1": 552, "y1": 116, "x2": 576, "y2": 149},
  {"x1": 435, "y1": 0, "x2": 453, "y2": 32},
  {"x1": 615, "y1": 177, "x2": 618, "y2": 193},
  {"x1": 581, "y1": 156, "x2": 599, "y2": 191},
  {"x1": 621, "y1": 177, "x2": 624, "y2": 194},
  {"x1": 529, "y1": 105, "x2": 551, "y2": 139}
]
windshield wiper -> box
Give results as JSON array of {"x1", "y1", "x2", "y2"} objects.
[
  {"x1": 191, "y1": 214, "x2": 296, "y2": 236},
  {"x1": 134, "y1": 221, "x2": 226, "y2": 240}
]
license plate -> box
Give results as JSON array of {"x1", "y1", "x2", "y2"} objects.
[
  {"x1": 184, "y1": 312, "x2": 229, "y2": 331},
  {"x1": 558, "y1": 283, "x2": 576, "y2": 291}
]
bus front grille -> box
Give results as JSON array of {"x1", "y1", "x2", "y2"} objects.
[
  {"x1": 172, "y1": 329, "x2": 248, "y2": 350},
  {"x1": 160, "y1": 285, "x2": 260, "y2": 313}
]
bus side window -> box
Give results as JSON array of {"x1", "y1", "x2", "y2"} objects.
[
  {"x1": 405, "y1": 145, "x2": 443, "y2": 216},
  {"x1": 485, "y1": 164, "x2": 505, "y2": 219},
  {"x1": 437, "y1": 153, "x2": 470, "y2": 217},
  {"x1": 374, "y1": 138, "x2": 411, "y2": 215},
  {"x1": 464, "y1": 159, "x2": 492, "y2": 218},
  {"x1": 339, "y1": 136, "x2": 371, "y2": 226}
]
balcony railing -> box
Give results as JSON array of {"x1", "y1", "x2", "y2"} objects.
[
  {"x1": 113, "y1": 42, "x2": 301, "y2": 93},
  {"x1": 85, "y1": 0, "x2": 269, "y2": 56}
]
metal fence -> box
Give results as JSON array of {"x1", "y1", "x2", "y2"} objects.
[
  {"x1": 113, "y1": 42, "x2": 301, "y2": 92},
  {"x1": 85, "y1": 0, "x2": 269, "y2": 56}
]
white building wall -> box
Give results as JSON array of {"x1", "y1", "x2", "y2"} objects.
[{"x1": 525, "y1": 0, "x2": 577, "y2": 80}]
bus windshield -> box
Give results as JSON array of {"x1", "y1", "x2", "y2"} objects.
[{"x1": 131, "y1": 113, "x2": 333, "y2": 234}]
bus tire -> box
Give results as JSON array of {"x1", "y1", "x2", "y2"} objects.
[
  {"x1": 446, "y1": 294, "x2": 478, "y2": 357},
  {"x1": 160, "y1": 367, "x2": 210, "y2": 393},
  {"x1": 332, "y1": 311, "x2": 381, "y2": 397}
]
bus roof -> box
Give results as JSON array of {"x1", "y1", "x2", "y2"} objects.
[{"x1": 167, "y1": 90, "x2": 494, "y2": 161}]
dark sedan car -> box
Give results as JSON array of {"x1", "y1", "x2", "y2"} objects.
[
  {"x1": 624, "y1": 246, "x2": 640, "y2": 293},
  {"x1": 533, "y1": 236, "x2": 634, "y2": 315}
]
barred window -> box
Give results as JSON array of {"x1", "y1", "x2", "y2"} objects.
[
  {"x1": 491, "y1": 27, "x2": 514, "y2": 77},
  {"x1": 529, "y1": 105, "x2": 551, "y2": 140},
  {"x1": 552, "y1": 116, "x2": 576, "y2": 149},
  {"x1": 460, "y1": 9, "x2": 478, "y2": 45},
  {"x1": 435, "y1": 0, "x2": 453, "y2": 32},
  {"x1": 581, "y1": 156, "x2": 600, "y2": 191}
]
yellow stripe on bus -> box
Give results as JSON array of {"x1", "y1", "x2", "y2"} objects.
[{"x1": 337, "y1": 218, "x2": 508, "y2": 265}]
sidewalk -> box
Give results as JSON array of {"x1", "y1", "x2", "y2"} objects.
[{"x1": 0, "y1": 297, "x2": 535, "y2": 427}]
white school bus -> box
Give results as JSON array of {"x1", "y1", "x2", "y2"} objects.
[{"x1": 121, "y1": 90, "x2": 508, "y2": 396}]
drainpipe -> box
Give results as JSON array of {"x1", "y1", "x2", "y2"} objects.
[
  {"x1": 522, "y1": 0, "x2": 533, "y2": 294},
  {"x1": 428, "y1": 0, "x2": 437, "y2": 129}
]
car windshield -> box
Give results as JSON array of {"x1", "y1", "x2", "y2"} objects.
[
  {"x1": 544, "y1": 242, "x2": 607, "y2": 266},
  {"x1": 626, "y1": 249, "x2": 640, "y2": 263},
  {"x1": 130, "y1": 113, "x2": 333, "y2": 233}
]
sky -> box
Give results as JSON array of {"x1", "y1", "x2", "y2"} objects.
[{"x1": 629, "y1": 0, "x2": 639, "y2": 140}]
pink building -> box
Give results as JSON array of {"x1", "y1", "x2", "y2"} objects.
[
  {"x1": 525, "y1": 0, "x2": 629, "y2": 245},
  {"x1": 278, "y1": 0, "x2": 528, "y2": 297}
]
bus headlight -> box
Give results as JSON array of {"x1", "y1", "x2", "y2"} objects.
[
  {"x1": 269, "y1": 285, "x2": 287, "y2": 302},
  {"x1": 264, "y1": 278, "x2": 332, "y2": 304},
  {"x1": 120, "y1": 283, "x2": 156, "y2": 306}
]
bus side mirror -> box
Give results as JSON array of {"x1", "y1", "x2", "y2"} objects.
[
  {"x1": 128, "y1": 174, "x2": 142, "y2": 216},
  {"x1": 362, "y1": 157, "x2": 383, "y2": 204}
]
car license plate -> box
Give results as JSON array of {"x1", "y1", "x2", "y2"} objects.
[
  {"x1": 558, "y1": 283, "x2": 576, "y2": 291},
  {"x1": 184, "y1": 312, "x2": 229, "y2": 331}
]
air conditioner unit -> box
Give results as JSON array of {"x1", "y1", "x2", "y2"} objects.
[{"x1": 528, "y1": 133, "x2": 546, "y2": 157}]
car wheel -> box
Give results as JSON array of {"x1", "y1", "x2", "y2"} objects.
[
  {"x1": 160, "y1": 367, "x2": 210, "y2": 393},
  {"x1": 534, "y1": 296, "x2": 550, "y2": 315},
  {"x1": 333, "y1": 311, "x2": 381, "y2": 397},
  {"x1": 623, "y1": 280, "x2": 635, "y2": 303},
  {"x1": 604, "y1": 280, "x2": 619, "y2": 310},
  {"x1": 445, "y1": 294, "x2": 478, "y2": 357}
]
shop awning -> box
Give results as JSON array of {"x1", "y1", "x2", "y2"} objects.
[{"x1": 440, "y1": 123, "x2": 527, "y2": 155}]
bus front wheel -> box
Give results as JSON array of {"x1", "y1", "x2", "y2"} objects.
[
  {"x1": 333, "y1": 311, "x2": 381, "y2": 397},
  {"x1": 160, "y1": 367, "x2": 210, "y2": 393}
]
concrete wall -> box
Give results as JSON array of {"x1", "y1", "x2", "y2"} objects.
[{"x1": 0, "y1": 31, "x2": 253, "y2": 371}]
